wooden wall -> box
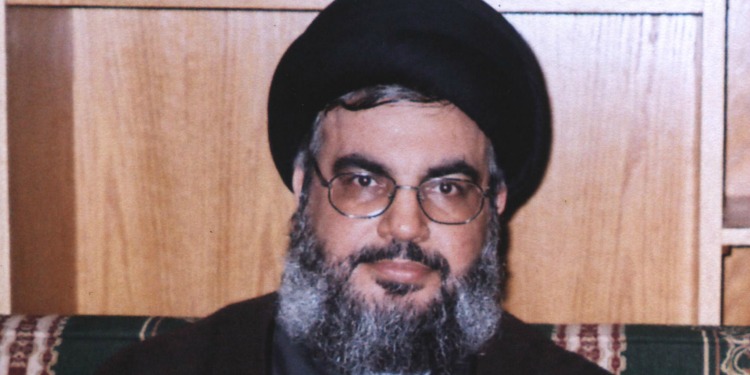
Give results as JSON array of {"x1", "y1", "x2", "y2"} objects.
[
  {"x1": 723, "y1": 0, "x2": 750, "y2": 325},
  {"x1": 8, "y1": 7, "x2": 305, "y2": 316},
  {"x1": 0, "y1": 2, "x2": 8, "y2": 315},
  {"x1": 8, "y1": 8, "x2": 77, "y2": 314},
  {"x1": 726, "y1": 0, "x2": 750, "y2": 215},
  {"x1": 4, "y1": 1, "x2": 748, "y2": 324},
  {"x1": 506, "y1": 13, "x2": 700, "y2": 324}
]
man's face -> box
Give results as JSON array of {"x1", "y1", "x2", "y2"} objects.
[{"x1": 293, "y1": 102, "x2": 505, "y2": 309}]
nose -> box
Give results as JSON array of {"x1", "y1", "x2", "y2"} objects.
[{"x1": 376, "y1": 187, "x2": 430, "y2": 243}]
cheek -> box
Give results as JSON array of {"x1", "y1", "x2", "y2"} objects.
[
  {"x1": 439, "y1": 219, "x2": 489, "y2": 277},
  {"x1": 306, "y1": 186, "x2": 329, "y2": 224},
  {"x1": 307, "y1": 187, "x2": 375, "y2": 262}
]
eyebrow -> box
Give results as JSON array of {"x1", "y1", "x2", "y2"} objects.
[
  {"x1": 332, "y1": 154, "x2": 391, "y2": 177},
  {"x1": 330, "y1": 154, "x2": 481, "y2": 184},
  {"x1": 423, "y1": 160, "x2": 481, "y2": 184}
]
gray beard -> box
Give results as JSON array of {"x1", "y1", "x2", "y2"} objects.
[{"x1": 277, "y1": 200, "x2": 504, "y2": 375}]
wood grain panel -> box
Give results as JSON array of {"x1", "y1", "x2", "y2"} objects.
[
  {"x1": 3, "y1": 0, "x2": 704, "y2": 14},
  {"x1": 7, "y1": 8, "x2": 78, "y2": 314},
  {"x1": 70, "y1": 9, "x2": 312, "y2": 316},
  {"x1": 504, "y1": 14, "x2": 701, "y2": 324},
  {"x1": 724, "y1": 248, "x2": 750, "y2": 325},
  {"x1": 4, "y1": 0, "x2": 330, "y2": 9},
  {"x1": 5, "y1": 6, "x2": 718, "y2": 323},
  {"x1": 725, "y1": 197, "x2": 750, "y2": 229},
  {"x1": 725, "y1": 0, "x2": 750, "y2": 215},
  {"x1": 0, "y1": 2, "x2": 10, "y2": 314},
  {"x1": 723, "y1": 0, "x2": 750, "y2": 320}
]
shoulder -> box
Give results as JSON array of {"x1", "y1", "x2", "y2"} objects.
[
  {"x1": 96, "y1": 293, "x2": 278, "y2": 375},
  {"x1": 474, "y1": 312, "x2": 612, "y2": 375}
]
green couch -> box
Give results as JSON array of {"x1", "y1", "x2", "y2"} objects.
[{"x1": 1, "y1": 314, "x2": 748, "y2": 374}]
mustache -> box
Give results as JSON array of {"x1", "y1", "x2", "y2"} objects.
[{"x1": 348, "y1": 242, "x2": 450, "y2": 279}]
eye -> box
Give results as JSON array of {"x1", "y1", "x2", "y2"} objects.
[
  {"x1": 422, "y1": 178, "x2": 474, "y2": 199},
  {"x1": 337, "y1": 173, "x2": 379, "y2": 189},
  {"x1": 439, "y1": 181, "x2": 455, "y2": 194},
  {"x1": 355, "y1": 175, "x2": 373, "y2": 187}
]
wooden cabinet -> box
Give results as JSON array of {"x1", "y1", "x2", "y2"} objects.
[
  {"x1": 723, "y1": 0, "x2": 750, "y2": 325},
  {"x1": 1, "y1": 0, "x2": 748, "y2": 325}
]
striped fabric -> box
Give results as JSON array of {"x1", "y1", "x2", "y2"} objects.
[
  {"x1": 0, "y1": 315, "x2": 67, "y2": 375},
  {"x1": 0, "y1": 315, "x2": 748, "y2": 374},
  {"x1": 0, "y1": 315, "x2": 191, "y2": 375},
  {"x1": 538, "y1": 323, "x2": 750, "y2": 374}
]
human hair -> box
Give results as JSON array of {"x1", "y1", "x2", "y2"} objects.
[{"x1": 293, "y1": 84, "x2": 506, "y2": 201}]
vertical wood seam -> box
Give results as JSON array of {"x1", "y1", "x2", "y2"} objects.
[
  {"x1": 698, "y1": 0, "x2": 727, "y2": 325},
  {"x1": 0, "y1": 1, "x2": 11, "y2": 314}
]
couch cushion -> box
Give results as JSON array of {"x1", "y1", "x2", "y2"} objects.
[
  {"x1": 2, "y1": 315, "x2": 749, "y2": 374},
  {"x1": 535, "y1": 323, "x2": 750, "y2": 374},
  {"x1": 0, "y1": 315, "x2": 191, "y2": 375}
]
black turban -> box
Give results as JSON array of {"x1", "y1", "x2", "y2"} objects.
[{"x1": 268, "y1": 0, "x2": 551, "y2": 216}]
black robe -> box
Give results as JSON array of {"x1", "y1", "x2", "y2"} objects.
[{"x1": 97, "y1": 293, "x2": 610, "y2": 374}]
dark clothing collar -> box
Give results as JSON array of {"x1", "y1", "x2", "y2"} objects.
[
  {"x1": 271, "y1": 324, "x2": 324, "y2": 375},
  {"x1": 98, "y1": 293, "x2": 610, "y2": 374}
]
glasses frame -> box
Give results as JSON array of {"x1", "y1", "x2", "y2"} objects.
[{"x1": 312, "y1": 159, "x2": 490, "y2": 225}]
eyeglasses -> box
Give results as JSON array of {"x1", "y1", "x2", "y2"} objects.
[{"x1": 313, "y1": 160, "x2": 489, "y2": 225}]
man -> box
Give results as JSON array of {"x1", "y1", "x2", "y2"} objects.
[{"x1": 99, "y1": 0, "x2": 610, "y2": 374}]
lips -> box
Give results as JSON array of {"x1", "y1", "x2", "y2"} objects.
[
  {"x1": 347, "y1": 243, "x2": 450, "y2": 294},
  {"x1": 349, "y1": 242, "x2": 450, "y2": 278},
  {"x1": 369, "y1": 259, "x2": 434, "y2": 285}
]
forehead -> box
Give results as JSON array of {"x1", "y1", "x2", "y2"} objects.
[{"x1": 317, "y1": 102, "x2": 490, "y2": 179}]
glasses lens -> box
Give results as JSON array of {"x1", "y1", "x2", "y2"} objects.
[
  {"x1": 419, "y1": 178, "x2": 484, "y2": 224},
  {"x1": 329, "y1": 173, "x2": 394, "y2": 217}
]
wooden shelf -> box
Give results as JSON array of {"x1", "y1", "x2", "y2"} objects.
[
  {"x1": 723, "y1": 229, "x2": 750, "y2": 247},
  {"x1": 5, "y1": 0, "x2": 704, "y2": 13}
]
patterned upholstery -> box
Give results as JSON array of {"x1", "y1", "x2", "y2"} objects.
[
  {"x1": 0, "y1": 315, "x2": 192, "y2": 374},
  {"x1": 1, "y1": 314, "x2": 749, "y2": 374},
  {"x1": 536, "y1": 323, "x2": 750, "y2": 374}
]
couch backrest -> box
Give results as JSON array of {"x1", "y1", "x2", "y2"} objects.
[{"x1": 1, "y1": 315, "x2": 749, "y2": 374}]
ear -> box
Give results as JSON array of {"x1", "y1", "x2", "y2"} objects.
[
  {"x1": 494, "y1": 185, "x2": 508, "y2": 216},
  {"x1": 292, "y1": 165, "x2": 305, "y2": 201}
]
